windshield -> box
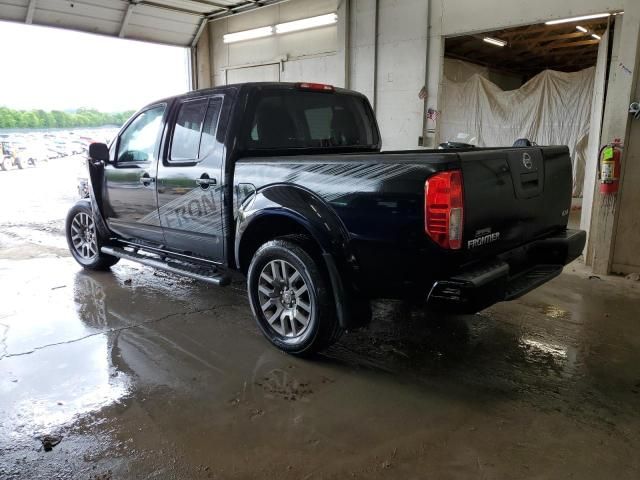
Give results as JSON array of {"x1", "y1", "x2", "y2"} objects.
[{"x1": 243, "y1": 88, "x2": 378, "y2": 151}]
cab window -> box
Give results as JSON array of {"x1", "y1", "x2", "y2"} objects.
[
  {"x1": 169, "y1": 97, "x2": 223, "y2": 163},
  {"x1": 117, "y1": 105, "x2": 165, "y2": 164},
  {"x1": 244, "y1": 89, "x2": 377, "y2": 150}
]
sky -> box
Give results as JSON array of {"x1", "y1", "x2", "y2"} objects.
[{"x1": 0, "y1": 21, "x2": 190, "y2": 112}]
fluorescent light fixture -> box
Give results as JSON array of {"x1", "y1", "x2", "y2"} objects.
[
  {"x1": 592, "y1": 33, "x2": 601, "y2": 40},
  {"x1": 483, "y1": 36, "x2": 507, "y2": 47},
  {"x1": 545, "y1": 13, "x2": 610, "y2": 25},
  {"x1": 576, "y1": 26, "x2": 588, "y2": 33},
  {"x1": 275, "y1": 13, "x2": 338, "y2": 34},
  {"x1": 223, "y1": 26, "x2": 273, "y2": 43}
]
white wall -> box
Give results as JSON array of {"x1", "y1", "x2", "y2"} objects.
[
  {"x1": 206, "y1": 0, "x2": 625, "y2": 149},
  {"x1": 348, "y1": 0, "x2": 428, "y2": 149},
  {"x1": 374, "y1": 0, "x2": 428, "y2": 150},
  {"x1": 209, "y1": 0, "x2": 340, "y2": 87},
  {"x1": 207, "y1": 0, "x2": 428, "y2": 150}
]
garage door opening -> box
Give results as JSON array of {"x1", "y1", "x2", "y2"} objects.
[
  {"x1": 441, "y1": 15, "x2": 619, "y2": 230},
  {"x1": 0, "y1": 20, "x2": 190, "y2": 173}
]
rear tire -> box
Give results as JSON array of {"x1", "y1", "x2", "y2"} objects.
[
  {"x1": 1, "y1": 157, "x2": 11, "y2": 171},
  {"x1": 247, "y1": 239, "x2": 342, "y2": 355},
  {"x1": 65, "y1": 201, "x2": 119, "y2": 270}
]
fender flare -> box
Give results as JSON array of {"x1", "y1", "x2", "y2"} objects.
[{"x1": 235, "y1": 184, "x2": 367, "y2": 329}]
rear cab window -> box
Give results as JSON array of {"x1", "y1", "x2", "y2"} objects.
[
  {"x1": 242, "y1": 87, "x2": 379, "y2": 151},
  {"x1": 168, "y1": 96, "x2": 223, "y2": 164}
]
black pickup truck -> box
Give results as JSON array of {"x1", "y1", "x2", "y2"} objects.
[{"x1": 66, "y1": 82, "x2": 585, "y2": 355}]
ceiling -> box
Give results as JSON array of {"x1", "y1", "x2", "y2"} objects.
[
  {"x1": 445, "y1": 17, "x2": 614, "y2": 79},
  {"x1": 0, "y1": 0, "x2": 289, "y2": 47}
]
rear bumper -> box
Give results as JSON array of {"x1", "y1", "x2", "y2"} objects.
[{"x1": 427, "y1": 229, "x2": 586, "y2": 313}]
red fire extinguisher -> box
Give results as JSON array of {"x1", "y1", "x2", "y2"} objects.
[{"x1": 599, "y1": 138, "x2": 623, "y2": 194}]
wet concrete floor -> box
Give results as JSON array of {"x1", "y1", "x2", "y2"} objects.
[{"x1": 1, "y1": 160, "x2": 639, "y2": 479}]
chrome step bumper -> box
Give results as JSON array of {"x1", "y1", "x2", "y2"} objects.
[{"x1": 427, "y1": 228, "x2": 586, "y2": 313}]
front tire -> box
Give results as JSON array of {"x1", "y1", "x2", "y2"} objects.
[
  {"x1": 247, "y1": 239, "x2": 342, "y2": 355},
  {"x1": 65, "y1": 201, "x2": 119, "y2": 270}
]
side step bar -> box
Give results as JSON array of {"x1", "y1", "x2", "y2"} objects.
[{"x1": 101, "y1": 246, "x2": 231, "y2": 287}]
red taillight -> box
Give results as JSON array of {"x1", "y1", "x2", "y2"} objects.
[
  {"x1": 295, "y1": 82, "x2": 335, "y2": 92},
  {"x1": 425, "y1": 170, "x2": 464, "y2": 250}
]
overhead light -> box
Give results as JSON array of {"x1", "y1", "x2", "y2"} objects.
[
  {"x1": 545, "y1": 13, "x2": 611, "y2": 25},
  {"x1": 275, "y1": 13, "x2": 338, "y2": 34},
  {"x1": 576, "y1": 26, "x2": 588, "y2": 33},
  {"x1": 223, "y1": 26, "x2": 273, "y2": 43},
  {"x1": 483, "y1": 37, "x2": 507, "y2": 47},
  {"x1": 592, "y1": 33, "x2": 601, "y2": 40}
]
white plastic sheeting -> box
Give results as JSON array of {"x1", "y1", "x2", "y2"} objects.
[{"x1": 440, "y1": 59, "x2": 595, "y2": 196}]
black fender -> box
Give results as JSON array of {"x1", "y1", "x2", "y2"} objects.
[{"x1": 235, "y1": 183, "x2": 369, "y2": 330}]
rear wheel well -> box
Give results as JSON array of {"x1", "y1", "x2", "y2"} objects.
[{"x1": 237, "y1": 216, "x2": 322, "y2": 274}]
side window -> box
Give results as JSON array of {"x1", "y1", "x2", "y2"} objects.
[
  {"x1": 198, "y1": 97, "x2": 223, "y2": 159},
  {"x1": 170, "y1": 99, "x2": 208, "y2": 162},
  {"x1": 117, "y1": 105, "x2": 165, "y2": 163}
]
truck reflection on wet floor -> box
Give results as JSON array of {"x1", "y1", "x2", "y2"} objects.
[{"x1": 70, "y1": 267, "x2": 586, "y2": 414}]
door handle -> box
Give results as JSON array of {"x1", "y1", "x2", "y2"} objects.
[
  {"x1": 195, "y1": 175, "x2": 217, "y2": 188},
  {"x1": 139, "y1": 174, "x2": 155, "y2": 185}
]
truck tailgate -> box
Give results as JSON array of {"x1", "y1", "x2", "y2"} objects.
[{"x1": 459, "y1": 146, "x2": 572, "y2": 259}]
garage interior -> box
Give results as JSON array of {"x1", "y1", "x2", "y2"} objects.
[
  {"x1": 442, "y1": 17, "x2": 614, "y2": 227},
  {"x1": 0, "y1": 1, "x2": 639, "y2": 479}
]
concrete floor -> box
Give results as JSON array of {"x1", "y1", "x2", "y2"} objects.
[{"x1": 1, "y1": 161, "x2": 639, "y2": 479}]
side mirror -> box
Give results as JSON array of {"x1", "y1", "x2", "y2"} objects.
[{"x1": 89, "y1": 142, "x2": 110, "y2": 162}]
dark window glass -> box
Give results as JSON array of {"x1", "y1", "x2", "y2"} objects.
[
  {"x1": 304, "y1": 107, "x2": 332, "y2": 140},
  {"x1": 170, "y1": 99, "x2": 208, "y2": 162},
  {"x1": 198, "y1": 97, "x2": 223, "y2": 158},
  {"x1": 244, "y1": 90, "x2": 377, "y2": 150}
]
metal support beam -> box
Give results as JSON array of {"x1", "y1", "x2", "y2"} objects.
[
  {"x1": 191, "y1": 16, "x2": 208, "y2": 47},
  {"x1": 139, "y1": 1, "x2": 205, "y2": 17},
  {"x1": 207, "y1": 0, "x2": 292, "y2": 21},
  {"x1": 184, "y1": 0, "x2": 230, "y2": 11},
  {"x1": 25, "y1": 0, "x2": 37, "y2": 24},
  {"x1": 119, "y1": 2, "x2": 136, "y2": 38},
  {"x1": 337, "y1": 0, "x2": 350, "y2": 89}
]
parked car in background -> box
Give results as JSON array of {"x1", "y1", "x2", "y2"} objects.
[
  {"x1": 2, "y1": 141, "x2": 44, "y2": 169},
  {"x1": 12, "y1": 142, "x2": 48, "y2": 168},
  {"x1": 1, "y1": 141, "x2": 16, "y2": 170}
]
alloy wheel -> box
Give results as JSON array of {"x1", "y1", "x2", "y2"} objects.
[
  {"x1": 258, "y1": 259, "x2": 313, "y2": 338},
  {"x1": 70, "y1": 212, "x2": 98, "y2": 261}
]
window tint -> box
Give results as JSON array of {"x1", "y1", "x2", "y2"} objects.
[
  {"x1": 245, "y1": 90, "x2": 377, "y2": 150},
  {"x1": 198, "y1": 97, "x2": 223, "y2": 158},
  {"x1": 304, "y1": 107, "x2": 332, "y2": 140},
  {"x1": 117, "y1": 105, "x2": 165, "y2": 163},
  {"x1": 170, "y1": 99, "x2": 208, "y2": 161}
]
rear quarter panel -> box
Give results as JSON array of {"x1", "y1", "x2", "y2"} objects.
[{"x1": 234, "y1": 153, "x2": 460, "y2": 295}]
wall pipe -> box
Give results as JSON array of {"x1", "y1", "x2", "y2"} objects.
[{"x1": 373, "y1": 0, "x2": 379, "y2": 113}]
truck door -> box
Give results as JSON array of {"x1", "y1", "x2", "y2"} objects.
[
  {"x1": 156, "y1": 95, "x2": 225, "y2": 262},
  {"x1": 103, "y1": 104, "x2": 166, "y2": 244}
]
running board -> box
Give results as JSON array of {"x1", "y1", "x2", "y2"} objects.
[{"x1": 101, "y1": 246, "x2": 231, "y2": 287}]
